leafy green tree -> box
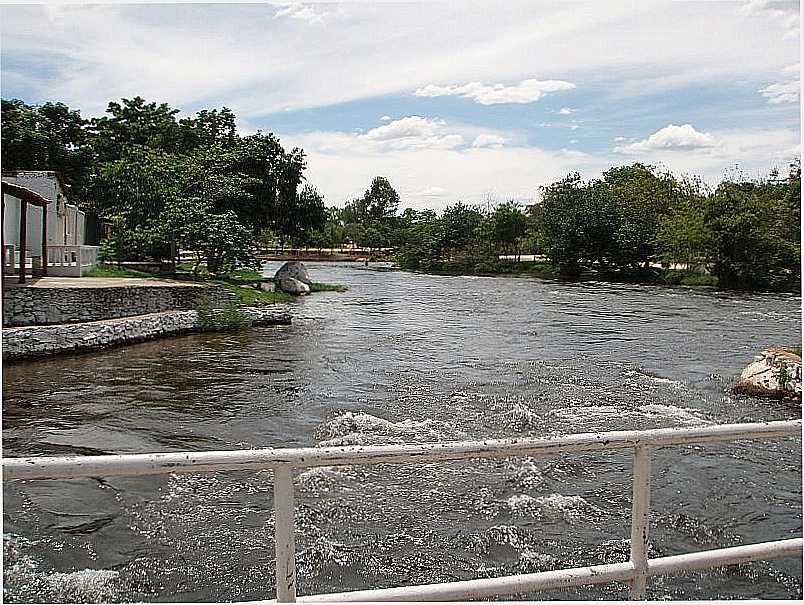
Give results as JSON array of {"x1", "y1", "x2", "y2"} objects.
[
  {"x1": 654, "y1": 176, "x2": 712, "y2": 269},
  {"x1": 441, "y1": 203, "x2": 484, "y2": 258},
  {"x1": 705, "y1": 163, "x2": 801, "y2": 290},
  {"x1": 602, "y1": 163, "x2": 677, "y2": 269},
  {"x1": 1, "y1": 99, "x2": 92, "y2": 193},
  {"x1": 491, "y1": 202, "x2": 528, "y2": 258},
  {"x1": 538, "y1": 174, "x2": 618, "y2": 275},
  {"x1": 356, "y1": 176, "x2": 397, "y2": 221}
]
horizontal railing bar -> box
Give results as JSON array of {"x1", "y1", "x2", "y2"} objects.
[
  {"x1": 299, "y1": 562, "x2": 638, "y2": 602},
  {"x1": 2, "y1": 420, "x2": 800, "y2": 481},
  {"x1": 261, "y1": 538, "x2": 800, "y2": 603},
  {"x1": 647, "y1": 537, "x2": 803, "y2": 576}
]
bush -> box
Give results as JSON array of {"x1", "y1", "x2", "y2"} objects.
[{"x1": 196, "y1": 298, "x2": 252, "y2": 332}]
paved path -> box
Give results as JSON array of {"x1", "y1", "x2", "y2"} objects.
[{"x1": 3, "y1": 277, "x2": 203, "y2": 289}]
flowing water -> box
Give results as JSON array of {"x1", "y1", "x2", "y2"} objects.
[{"x1": 2, "y1": 262, "x2": 802, "y2": 602}]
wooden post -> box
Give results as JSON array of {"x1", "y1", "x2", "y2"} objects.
[
  {"x1": 18, "y1": 199, "x2": 27, "y2": 284},
  {"x1": 41, "y1": 202, "x2": 48, "y2": 277}
]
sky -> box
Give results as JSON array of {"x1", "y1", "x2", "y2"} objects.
[{"x1": 0, "y1": 0, "x2": 801, "y2": 209}]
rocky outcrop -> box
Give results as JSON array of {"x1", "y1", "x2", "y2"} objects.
[
  {"x1": 734, "y1": 348, "x2": 802, "y2": 401},
  {"x1": 274, "y1": 261, "x2": 312, "y2": 295},
  {"x1": 3, "y1": 307, "x2": 291, "y2": 361}
]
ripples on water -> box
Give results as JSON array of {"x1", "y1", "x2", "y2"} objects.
[{"x1": 3, "y1": 262, "x2": 802, "y2": 601}]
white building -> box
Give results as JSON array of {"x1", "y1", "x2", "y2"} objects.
[{"x1": 2, "y1": 171, "x2": 99, "y2": 280}]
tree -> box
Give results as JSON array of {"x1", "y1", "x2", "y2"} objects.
[
  {"x1": 655, "y1": 176, "x2": 711, "y2": 269},
  {"x1": 538, "y1": 174, "x2": 618, "y2": 275},
  {"x1": 704, "y1": 164, "x2": 801, "y2": 290},
  {"x1": 1, "y1": 99, "x2": 92, "y2": 194},
  {"x1": 602, "y1": 163, "x2": 677, "y2": 269},
  {"x1": 362, "y1": 176, "x2": 400, "y2": 222},
  {"x1": 491, "y1": 202, "x2": 528, "y2": 259}
]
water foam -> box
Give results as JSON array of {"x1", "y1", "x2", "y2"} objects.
[
  {"x1": 506, "y1": 493, "x2": 602, "y2": 523},
  {"x1": 297, "y1": 466, "x2": 353, "y2": 494},
  {"x1": 3, "y1": 533, "x2": 121, "y2": 603},
  {"x1": 316, "y1": 411, "x2": 460, "y2": 446}
]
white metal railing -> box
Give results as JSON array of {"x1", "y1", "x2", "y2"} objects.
[
  {"x1": 46, "y1": 245, "x2": 100, "y2": 276},
  {"x1": 2, "y1": 420, "x2": 801, "y2": 602}
]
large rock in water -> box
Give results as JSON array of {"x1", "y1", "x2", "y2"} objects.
[
  {"x1": 277, "y1": 276, "x2": 310, "y2": 296},
  {"x1": 734, "y1": 348, "x2": 802, "y2": 401},
  {"x1": 274, "y1": 261, "x2": 312, "y2": 285},
  {"x1": 274, "y1": 261, "x2": 312, "y2": 295}
]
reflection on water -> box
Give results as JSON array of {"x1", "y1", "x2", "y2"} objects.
[{"x1": 3, "y1": 262, "x2": 802, "y2": 601}]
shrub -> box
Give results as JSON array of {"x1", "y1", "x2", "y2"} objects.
[{"x1": 196, "y1": 297, "x2": 252, "y2": 332}]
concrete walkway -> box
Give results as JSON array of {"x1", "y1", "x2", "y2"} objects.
[{"x1": 3, "y1": 276, "x2": 202, "y2": 289}]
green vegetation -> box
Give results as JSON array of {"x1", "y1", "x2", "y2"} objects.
[
  {"x1": 3, "y1": 95, "x2": 799, "y2": 293},
  {"x1": 84, "y1": 265, "x2": 152, "y2": 278},
  {"x1": 2, "y1": 97, "x2": 326, "y2": 274},
  {"x1": 314, "y1": 162, "x2": 797, "y2": 292},
  {"x1": 196, "y1": 298, "x2": 253, "y2": 332},
  {"x1": 218, "y1": 282, "x2": 293, "y2": 305}
]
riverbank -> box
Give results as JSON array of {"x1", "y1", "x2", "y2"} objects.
[
  {"x1": 404, "y1": 260, "x2": 738, "y2": 289},
  {"x1": 2, "y1": 306, "x2": 291, "y2": 361}
]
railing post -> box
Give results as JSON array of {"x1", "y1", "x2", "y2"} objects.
[
  {"x1": 629, "y1": 446, "x2": 652, "y2": 600},
  {"x1": 274, "y1": 467, "x2": 297, "y2": 603}
]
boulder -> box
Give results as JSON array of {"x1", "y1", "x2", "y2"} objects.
[
  {"x1": 277, "y1": 276, "x2": 310, "y2": 296},
  {"x1": 734, "y1": 348, "x2": 801, "y2": 401},
  {"x1": 274, "y1": 261, "x2": 312, "y2": 285}
]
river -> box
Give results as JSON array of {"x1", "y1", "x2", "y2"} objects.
[{"x1": 2, "y1": 262, "x2": 802, "y2": 601}]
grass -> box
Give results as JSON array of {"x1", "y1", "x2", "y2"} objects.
[
  {"x1": 84, "y1": 265, "x2": 152, "y2": 278},
  {"x1": 195, "y1": 298, "x2": 253, "y2": 331},
  {"x1": 217, "y1": 282, "x2": 294, "y2": 305},
  {"x1": 310, "y1": 282, "x2": 348, "y2": 292},
  {"x1": 658, "y1": 270, "x2": 719, "y2": 287}
]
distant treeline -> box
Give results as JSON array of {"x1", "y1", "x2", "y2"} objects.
[
  {"x1": 310, "y1": 163, "x2": 801, "y2": 292},
  {"x1": 2, "y1": 97, "x2": 800, "y2": 290}
]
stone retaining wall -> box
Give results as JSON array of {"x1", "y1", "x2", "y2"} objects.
[
  {"x1": 2, "y1": 307, "x2": 291, "y2": 361},
  {"x1": 2, "y1": 284, "x2": 237, "y2": 327}
]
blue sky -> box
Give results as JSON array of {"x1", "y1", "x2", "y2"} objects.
[{"x1": 1, "y1": 0, "x2": 800, "y2": 209}]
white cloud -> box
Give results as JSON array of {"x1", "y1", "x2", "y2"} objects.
[
  {"x1": 0, "y1": 2, "x2": 799, "y2": 116},
  {"x1": 759, "y1": 63, "x2": 800, "y2": 104},
  {"x1": 615, "y1": 124, "x2": 718, "y2": 154},
  {"x1": 362, "y1": 116, "x2": 464, "y2": 150},
  {"x1": 273, "y1": 3, "x2": 327, "y2": 25},
  {"x1": 415, "y1": 186, "x2": 449, "y2": 198},
  {"x1": 472, "y1": 134, "x2": 506, "y2": 148},
  {"x1": 380, "y1": 115, "x2": 392, "y2": 121},
  {"x1": 558, "y1": 107, "x2": 576, "y2": 115},
  {"x1": 282, "y1": 123, "x2": 798, "y2": 209},
  {"x1": 739, "y1": 0, "x2": 800, "y2": 38},
  {"x1": 414, "y1": 79, "x2": 575, "y2": 105}
]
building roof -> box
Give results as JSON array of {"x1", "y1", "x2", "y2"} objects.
[
  {"x1": 1, "y1": 170, "x2": 71, "y2": 196},
  {"x1": 1, "y1": 181, "x2": 53, "y2": 207}
]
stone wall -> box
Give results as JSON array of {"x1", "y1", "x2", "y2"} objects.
[
  {"x1": 2, "y1": 284, "x2": 237, "y2": 327},
  {"x1": 3, "y1": 307, "x2": 291, "y2": 361}
]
